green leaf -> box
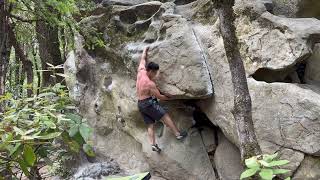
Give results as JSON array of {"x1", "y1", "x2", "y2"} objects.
[
  {"x1": 259, "y1": 160, "x2": 271, "y2": 167},
  {"x1": 83, "y1": 144, "x2": 95, "y2": 157},
  {"x1": 245, "y1": 157, "x2": 260, "y2": 169},
  {"x1": 73, "y1": 132, "x2": 85, "y2": 145},
  {"x1": 69, "y1": 125, "x2": 79, "y2": 137},
  {"x1": 240, "y1": 168, "x2": 259, "y2": 179},
  {"x1": 43, "y1": 120, "x2": 57, "y2": 129},
  {"x1": 37, "y1": 132, "x2": 62, "y2": 140},
  {"x1": 79, "y1": 124, "x2": 92, "y2": 143},
  {"x1": 13, "y1": 126, "x2": 25, "y2": 135},
  {"x1": 269, "y1": 160, "x2": 290, "y2": 167},
  {"x1": 284, "y1": 177, "x2": 291, "y2": 180},
  {"x1": 273, "y1": 169, "x2": 290, "y2": 175},
  {"x1": 66, "y1": 113, "x2": 82, "y2": 124},
  {"x1": 263, "y1": 153, "x2": 278, "y2": 162},
  {"x1": 38, "y1": 92, "x2": 56, "y2": 98},
  {"x1": 23, "y1": 145, "x2": 36, "y2": 166},
  {"x1": 9, "y1": 143, "x2": 21, "y2": 157},
  {"x1": 25, "y1": 128, "x2": 37, "y2": 135},
  {"x1": 259, "y1": 169, "x2": 273, "y2": 180},
  {"x1": 18, "y1": 158, "x2": 30, "y2": 177}
]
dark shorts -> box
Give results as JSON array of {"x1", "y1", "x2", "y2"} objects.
[{"x1": 138, "y1": 97, "x2": 167, "y2": 124}]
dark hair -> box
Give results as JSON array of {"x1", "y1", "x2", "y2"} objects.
[{"x1": 146, "y1": 62, "x2": 159, "y2": 71}]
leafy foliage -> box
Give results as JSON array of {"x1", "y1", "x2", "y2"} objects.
[
  {"x1": 240, "y1": 153, "x2": 291, "y2": 180},
  {"x1": 0, "y1": 83, "x2": 94, "y2": 179}
]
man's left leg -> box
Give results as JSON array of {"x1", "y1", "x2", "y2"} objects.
[{"x1": 161, "y1": 113, "x2": 187, "y2": 140}]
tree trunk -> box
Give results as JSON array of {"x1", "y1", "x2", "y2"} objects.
[
  {"x1": 8, "y1": 25, "x2": 33, "y2": 97},
  {"x1": 212, "y1": 0, "x2": 261, "y2": 161},
  {"x1": 36, "y1": 19, "x2": 64, "y2": 87},
  {"x1": 0, "y1": 1, "x2": 10, "y2": 97},
  {"x1": 32, "y1": 45, "x2": 41, "y2": 95}
]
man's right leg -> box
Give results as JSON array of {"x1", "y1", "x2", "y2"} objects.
[{"x1": 147, "y1": 124, "x2": 161, "y2": 152}]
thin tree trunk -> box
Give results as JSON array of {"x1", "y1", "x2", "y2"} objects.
[
  {"x1": 212, "y1": 0, "x2": 261, "y2": 161},
  {"x1": 32, "y1": 45, "x2": 41, "y2": 95},
  {"x1": 36, "y1": 19, "x2": 64, "y2": 87},
  {"x1": 8, "y1": 25, "x2": 33, "y2": 97},
  {"x1": 14, "y1": 57, "x2": 20, "y2": 96},
  {"x1": 0, "y1": 0, "x2": 10, "y2": 97},
  {"x1": 19, "y1": 60, "x2": 24, "y2": 96}
]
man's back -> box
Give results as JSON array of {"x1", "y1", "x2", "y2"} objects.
[{"x1": 136, "y1": 69, "x2": 153, "y2": 100}]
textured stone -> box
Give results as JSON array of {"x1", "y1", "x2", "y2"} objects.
[
  {"x1": 293, "y1": 155, "x2": 320, "y2": 180},
  {"x1": 65, "y1": 35, "x2": 216, "y2": 180},
  {"x1": 125, "y1": 4, "x2": 213, "y2": 99},
  {"x1": 271, "y1": 0, "x2": 320, "y2": 18},
  {"x1": 65, "y1": 0, "x2": 320, "y2": 179},
  {"x1": 214, "y1": 132, "x2": 244, "y2": 180},
  {"x1": 305, "y1": 43, "x2": 320, "y2": 86},
  {"x1": 73, "y1": 162, "x2": 121, "y2": 180}
]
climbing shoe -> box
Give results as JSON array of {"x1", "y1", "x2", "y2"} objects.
[
  {"x1": 176, "y1": 130, "x2": 188, "y2": 140},
  {"x1": 151, "y1": 144, "x2": 161, "y2": 153}
]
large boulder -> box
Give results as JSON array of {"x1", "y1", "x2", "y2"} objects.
[
  {"x1": 236, "y1": 12, "x2": 320, "y2": 76},
  {"x1": 249, "y1": 79, "x2": 320, "y2": 156},
  {"x1": 65, "y1": 0, "x2": 320, "y2": 178},
  {"x1": 65, "y1": 33, "x2": 216, "y2": 179},
  {"x1": 293, "y1": 155, "x2": 320, "y2": 179},
  {"x1": 195, "y1": 3, "x2": 320, "y2": 174},
  {"x1": 125, "y1": 3, "x2": 213, "y2": 99}
]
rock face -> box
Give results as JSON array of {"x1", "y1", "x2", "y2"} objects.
[
  {"x1": 65, "y1": 33, "x2": 215, "y2": 179},
  {"x1": 73, "y1": 161, "x2": 121, "y2": 180},
  {"x1": 305, "y1": 43, "x2": 320, "y2": 86},
  {"x1": 214, "y1": 132, "x2": 244, "y2": 180},
  {"x1": 125, "y1": 4, "x2": 213, "y2": 98},
  {"x1": 271, "y1": 0, "x2": 320, "y2": 18},
  {"x1": 293, "y1": 155, "x2": 320, "y2": 179},
  {"x1": 65, "y1": 0, "x2": 320, "y2": 179}
]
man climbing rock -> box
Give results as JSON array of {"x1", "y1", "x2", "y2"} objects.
[{"x1": 136, "y1": 46, "x2": 187, "y2": 153}]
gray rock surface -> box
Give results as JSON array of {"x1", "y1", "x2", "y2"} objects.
[
  {"x1": 125, "y1": 3, "x2": 213, "y2": 99},
  {"x1": 271, "y1": 0, "x2": 320, "y2": 18},
  {"x1": 305, "y1": 43, "x2": 320, "y2": 86},
  {"x1": 65, "y1": 0, "x2": 320, "y2": 179},
  {"x1": 65, "y1": 34, "x2": 216, "y2": 179},
  {"x1": 73, "y1": 162, "x2": 121, "y2": 180},
  {"x1": 200, "y1": 127, "x2": 217, "y2": 153},
  {"x1": 293, "y1": 155, "x2": 320, "y2": 180},
  {"x1": 214, "y1": 132, "x2": 244, "y2": 180}
]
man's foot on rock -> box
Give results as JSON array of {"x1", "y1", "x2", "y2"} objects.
[
  {"x1": 176, "y1": 130, "x2": 187, "y2": 140},
  {"x1": 152, "y1": 144, "x2": 161, "y2": 153}
]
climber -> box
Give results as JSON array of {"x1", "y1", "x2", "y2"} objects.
[{"x1": 136, "y1": 46, "x2": 187, "y2": 153}]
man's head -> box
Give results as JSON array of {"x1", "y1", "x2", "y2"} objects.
[{"x1": 146, "y1": 62, "x2": 159, "y2": 80}]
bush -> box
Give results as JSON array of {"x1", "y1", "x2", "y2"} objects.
[
  {"x1": 0, "y1": 83, "x2": 94, "y2": 179},
  {"x1": 240, "y1": 153, "x2": 291, "y2": 180}
]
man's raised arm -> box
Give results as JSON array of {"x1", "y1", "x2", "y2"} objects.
[{"x1": 138, "y1": 47, "x2": 149, "y2": 71}]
